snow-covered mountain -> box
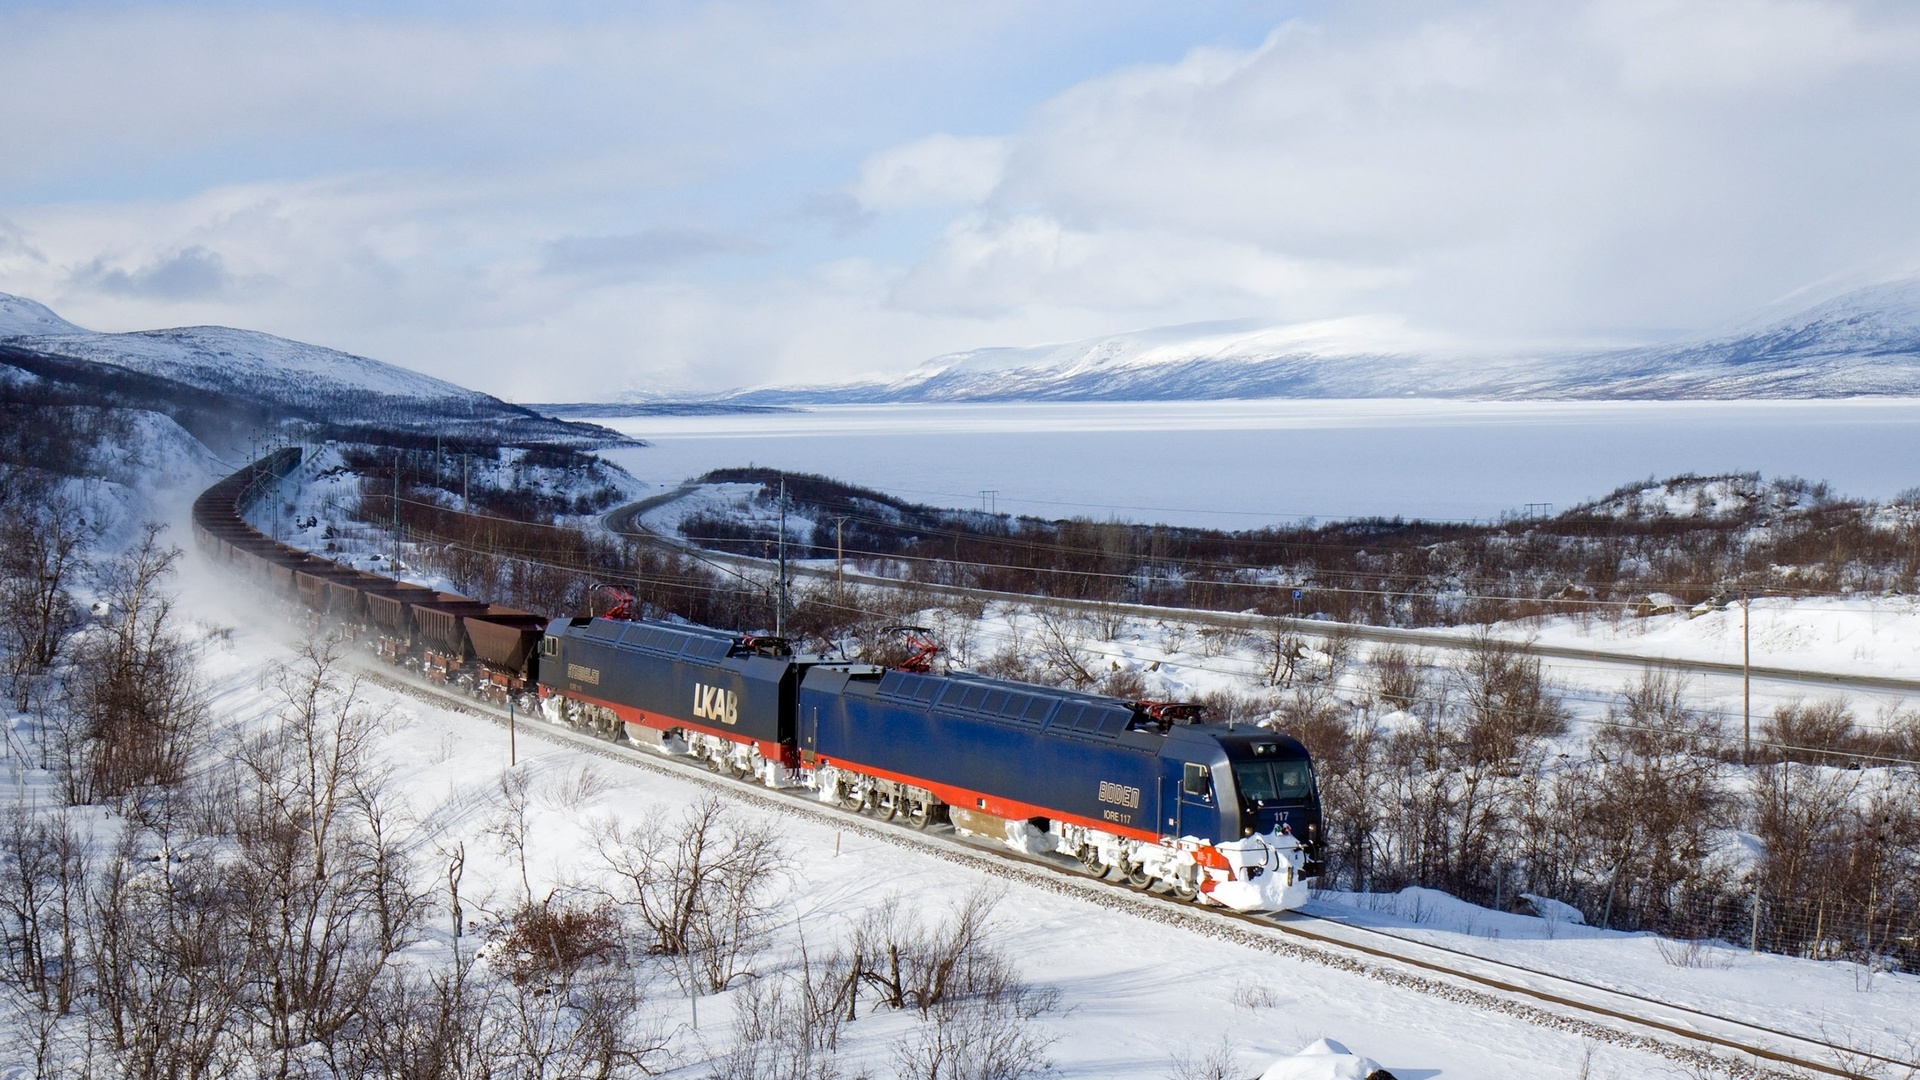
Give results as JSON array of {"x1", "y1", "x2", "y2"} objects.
[
  {"x1": 0, "y1": 292, "x2": 618, "y2": 442},
  {"x1": 710, "y1": 279, "x2": 1920, "y2": 404}
]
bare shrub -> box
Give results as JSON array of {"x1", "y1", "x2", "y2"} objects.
[
  {"x1": 1368, "y1": 644, "x2": 1427, "y2": 713},
  {"x1": 1228, "y1": 980, "x2": 1282, "y2": 1010},
  {"x1": 889, "y1": 989, "x2": 1056, "y2": 1080},
  {"x1": 1164, "y1": 1034, "x2": 1244, "y2": 1080},
  {"x1": 1761, "y1": 699, "x2": 1860, "y2": 766},
  {"x1": 493, "y1": 963, "x2": 659, "y2": 1080},
  {"x1": 974, "y1": 619, "x2": 1042, "y2": 684},
  {"x1": 1750, "y1": 759, "x2": 1863, "y2": 957},
  {"x1": 332, "y1": 963, "x2": 495, "y2": 1080},
  {"x1": 340, "y1": 951, "x2": 664, "y2": 1080},
  {"x1": 1454, "y1": 630, "x2": 1566, "y2": 767},
  {"x1": 1654, "y1": 936, "x2": 1730, "y2": 970},
  {"x1": 489, "y1": 898, "x2": 626, "y2": 988},
  {"x1": 88, "y1": 820, "x2": 253, "y2": 1080},
  {"x1": 1259, "y1": 624, "x2": 1305, "y2": 687},
  {"x1": 595, "y1": 797, "x2": 790, "y2": 992},
  {"x1": 537, "y1": 763, "x2": 613, "y2": 811},
  {"x1": 1572, "y1": 671, "x2": 1728, "y2": 932},
  {"x1": 490, "y1": 766, "x2": 539, "y2": 905},
  {"x1": 1096, "y1": 666, "x2": 1147, "y2": 700},
  {"x1": 707, "y1": 956, "x2": 851, "y2": 1080},
  {"x1": 849, "y1": 885, "x2": 1060, "y2": 1080},
  {"x1": 225, "y1": 637, "x2": 432, "y2": 1069},
  {"x1": 1194, "y1": 687, "x2": 1282, "y2": 730}
]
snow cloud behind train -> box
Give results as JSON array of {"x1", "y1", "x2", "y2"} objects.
[{"x1": 2, "y1": 0, "x2": 1918, "y2": 400}]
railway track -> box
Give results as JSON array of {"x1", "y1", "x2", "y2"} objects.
[
  {"x1": 604, "y1": 496, "x2": 1920, "y2": 700},
  {"x1": 355, "y1": 654, "x2": 1910, "y2": 1080},
  {"x1": 200, "y1": 463, "x2": 1910, "y2": 1075}
]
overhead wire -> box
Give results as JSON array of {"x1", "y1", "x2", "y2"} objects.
[{"x1": 324, "y1": 507, "x2": 1920, "y2": 770}]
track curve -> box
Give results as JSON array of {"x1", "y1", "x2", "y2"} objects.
[{"x1": 203, "y1": 459, "x2": 1912, "y2": 1079}]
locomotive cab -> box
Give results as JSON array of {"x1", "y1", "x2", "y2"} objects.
[
  {"x1": 1166, "y1": 728, "x2": 1323, "y2": 880},
  {"x1": 1219, "y1": 735, "x2": 1324, "y2": 879}
]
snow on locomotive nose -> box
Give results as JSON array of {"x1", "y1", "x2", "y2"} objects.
[{"x1": 1192, "y1": 829, "x2": 1313, "y2": 913}]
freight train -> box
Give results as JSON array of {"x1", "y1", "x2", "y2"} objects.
[{"x1": 193, "y1": 452, "x2": 1323, "y2": 912}]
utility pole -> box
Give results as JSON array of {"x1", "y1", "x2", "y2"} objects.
[
  {"x1": 392, "y1": 450, "x2": 401, "y2": 556},
  {"x1": 980, "y1": 489, "x2": 998, "y2": 514},
  {"x1": 835, "y1": 517, "x2": 846, "y2": 601},
  {"x1": 1743, "y1": 591, "x2": 1752, "y2": 766},
  {"x1": 775, "y1": 478, "x2": 788, "y2": 637},
  {"x1": 462, "y1": 453, "x2": 470, "y2": 512}
]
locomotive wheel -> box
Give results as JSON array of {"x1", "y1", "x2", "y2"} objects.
[
  {"x1": 906, "y1": 798, "x2": 934, "y2": 830},
  {"x1": 1170, "y1": 875, "x2": 1199, "y2": 901},
  {"x1": 1124, "y1": 864, "x2": 1155, "y2": 891},
  {"x1": 1078, "y1": 847, "x2": 1111, "y2": 878},
  {"x1": 704, "y1": 752, "x2": 723, "y2": 773},
  {"x1": 839, "y1": 784, "x2": 865, "y2": 812}
]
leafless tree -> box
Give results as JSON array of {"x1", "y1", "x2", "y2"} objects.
[
  {"x1": 1030, "y1": 607, "x2": 1097, "y2": 687},
  {"x1": 87, "y1": 815, "x2": 254, "y2": 1080},
  {"x1": 0, "y1": 799, "x2": 90, "y2": 1014},
  {"x1": 0, "y1": 489, "x2": 93, "y2": 702},
  {"x1": 848, "y1": 887, "x2": 1054, "y2": 1021},
  {"x1": 224, "y1": 637, "x2": 432, "y2": 1073},
  {"x1": 1570, "y1": 671, "x2": 1728, "y2": 930},
  {"x1": 65, "y1": 523, "x2": 201, "y2": 798},
  {"x1": 594, "y1": 797, "x2": 790, "y2": 992}
]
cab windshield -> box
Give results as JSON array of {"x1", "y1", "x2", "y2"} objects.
[{"x1": 1232, "y1": 759, "x2": 1315, "y2": 804}]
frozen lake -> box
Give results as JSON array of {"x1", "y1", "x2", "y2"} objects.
[{"x1": 589, "y1": 399, "x2": 1920, "y2": 527}]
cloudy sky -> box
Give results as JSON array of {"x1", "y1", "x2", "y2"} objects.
[{"x1": 3, "y1": 0, "x2": 1919, "y2": 400}]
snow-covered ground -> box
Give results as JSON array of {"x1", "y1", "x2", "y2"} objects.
[
  {"x1": 590, "y1": 398, "x2": 1920, "y2": 525},
  {"x1": 0, "y1": 573, "x2": 1766, "y2": 1080},
  {"x1": 16, "y1": 421, "x2": 1920, "y2": 1077}
]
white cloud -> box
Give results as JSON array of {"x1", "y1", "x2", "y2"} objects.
[
  {"x1": 4, "y1": 1, "x2": 1919, "y2": 399},
  {"x1": 904, "y1": 0, "x2": 1920, "y2": 341},
  {"x1": 855, "y1": 134, "x2": 1009, "y2": 209}
]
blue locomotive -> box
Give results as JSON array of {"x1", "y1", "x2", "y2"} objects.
[{"x1": 539, "y1": 615, "x2": 1323, "y2": 912}]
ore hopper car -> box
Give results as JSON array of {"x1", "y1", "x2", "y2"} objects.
[{"x1": 190, "y1": 451, "x2": 548, "y2": 702}]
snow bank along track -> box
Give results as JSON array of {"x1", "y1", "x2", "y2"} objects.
[{"x1": 201, "y1": 458, "x2": 1908, "y2": 1077}]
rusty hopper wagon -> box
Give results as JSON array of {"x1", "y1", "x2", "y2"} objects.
[{"x1": 191, "y1": 449, "x2": 549, "y2": 703}]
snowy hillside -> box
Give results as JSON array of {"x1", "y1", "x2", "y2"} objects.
[
  {"x1": 0, "y1": 291, "x2": 617, "y2": 442},
  {"x1": 702, "y1": 279, "x2": 1920, "y2": 404},
  {"x1": 0, "y1": 292, "x2": 85, "y2": 336}
]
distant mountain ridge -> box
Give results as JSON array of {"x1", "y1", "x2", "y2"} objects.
[
  {"x1": 0, "y1": 293, "x2": 621, "y2": 444},
  {"x1": 691, "y1": 279, "x2": 1920, "y2": 405}
]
